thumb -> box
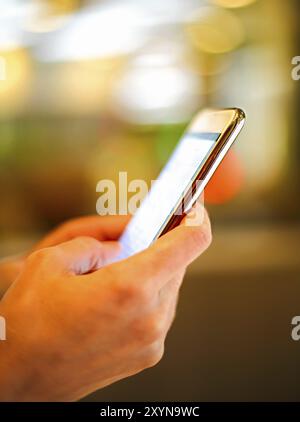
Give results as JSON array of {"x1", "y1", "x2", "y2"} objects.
[
  {"x1": 28, "y1": 237, "x2": 120, "y2": 276},
  {"x1": 104, "y1": 205, "x2": 211, "y2": 290}
]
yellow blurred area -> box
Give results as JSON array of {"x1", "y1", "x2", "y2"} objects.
[
  {"x1": 23, "y1": 0, "x2": 81, "y2": 33},
  {"x1": 0, "y1": 49, "x2": 32, "y2": 114},
  {"x1": 52, "y1": 58, "x2": 126, "y2": 115},
  {"x1": 186, "y1": 8, "x2": 244, "y2": 54},
  {"x1": 44, "y1": 0, "x2": 81, "y2": 14},
  {"x1": 212, "y1": 0, "x2": 257, "y2": 9}
]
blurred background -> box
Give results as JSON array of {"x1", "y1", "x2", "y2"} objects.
[{"x1": 0, "y1": 0, "x2": 300, "y2": 401}]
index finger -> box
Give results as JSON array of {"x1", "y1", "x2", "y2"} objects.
[{"x1": 34, "y1": 215, "x2": 131, "y2": 250}]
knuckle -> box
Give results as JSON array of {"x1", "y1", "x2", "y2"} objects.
[
  {"x1": 143, "y1": 343, "x2": 165, "y2": 368},
  {"x1": 134, "y1": 316, "x2": 165, "y2": 345},
  {"x1": 25, "y1": 248, "x2": 61, "y2": 276},
  {"x1": 27, "y1": 247, "x2": 56, "y2": 266},
  {"x1": 134, "y1": 285, "x2": 152, "y2": 305},
  {"x1": 116, "y1": 283, "x2": 140, "y2": 305},
  {"x1": 115, "y1": 282, "x2": 152, "y2": 308},
  {"x1": 147, "y1": 317, "x2": 164, "y2": 342},
  {"x1": 190, "y1": 225, "x2": 212, "y2": 249}
]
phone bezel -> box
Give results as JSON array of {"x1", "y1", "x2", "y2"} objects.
[{"x1": 155, "y1": 107, "x2": 245, "y2": 238}]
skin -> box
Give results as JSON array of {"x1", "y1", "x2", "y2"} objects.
[{"x1": 0, "y1": 207, "x2": 211, "y2": 401}]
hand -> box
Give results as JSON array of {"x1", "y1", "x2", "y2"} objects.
[
  {"x1": 0, "y1": 208, "x2": 211, "y2": 401},
  {"x1": 0, "y1": 215, "x2": 129, "y2": 296}
]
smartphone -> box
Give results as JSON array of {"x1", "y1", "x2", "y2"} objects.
[{"x1": 111, "y1": 108, "x2": 245, "y2": 262}]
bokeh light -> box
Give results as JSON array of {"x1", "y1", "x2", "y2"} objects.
[
  {"x1": 112, "y1": 52, "x2": 201, "y2": 124},
  {"x1": 0, "y1": 49, "x2": 32, "y2": 114},
  {"x1": 212, "y1": 0, "x2": 257, "y2": 9},
  {"x1": 205, "y1": 150, "x2": 244, "y2": 204},
  {"x1": 186, "y1": 7, "x2": 245, "y2": 54}
]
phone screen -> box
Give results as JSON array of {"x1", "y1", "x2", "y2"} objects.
[{"x1": 110, "y1": 131, "x2": 220, "y2": 262}]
